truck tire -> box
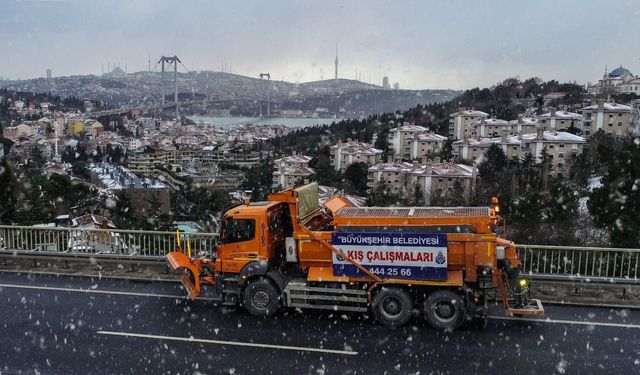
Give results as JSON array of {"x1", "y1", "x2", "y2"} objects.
[
  {"x1": 371, "y1": 287, "x2": 413, "y2": 328},
  {"x1": 424, "y1": 290, "x2": 466, "y2": 331},
  {"x1": 243, "y1": 277, "x2": 281, "y2": 317}
]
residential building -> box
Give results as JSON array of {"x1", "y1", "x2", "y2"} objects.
[
  {"x1": 272, "y1": 153, "x2": 314, "y2": 189},
  {"x1": 508, "y1": 115, "x2": 538, "y2": 135},
  {"x1": 579, "y1": 100, "x2": 633, "y2": 137},
  {"x1": 472, "y1": 118, "x2": 509, "y2": 138},
  {"x1": 449, "y1": 108, "x2": 489, "y2": 140},
  {"x1": 368, "y1": 161, "x2": 477, "y2": 205},
  {"x1": 536, "y1": 108, "x2": 582, "y2": 131},
  {"x1": 329, "y1": 139, "x2": 383, "y2": 172},
  {"x1": 453, "y1": 129, "x2": 586, "y2": 178},
  {"x1": 453, "y1": 132, "x2": 522, "y2": 162},
  {"x1": 89, "y1": 163, "x2": 170, "y2": 214},
  {"x1": 388, "y1": 123, "x2": 446, "y2": 159}
]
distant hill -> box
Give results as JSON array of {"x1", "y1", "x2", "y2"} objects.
[{"x1": 0, "y1": 71, "x2": 458, "y2": 116}]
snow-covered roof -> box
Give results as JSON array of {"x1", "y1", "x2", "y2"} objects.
[
  {"x1": 392, "y1": 124, "x2": 429, "y2": 132},
  {"x1": 520, "y1": 131, "x2": 586, "y2": 143},
  {"x1": 90, "y1": 163, "x2": 167, "y2": 190},
  {"x1": 331, "y1": 141, "x2": 383, "y2": 155},
  {"x1": 509, "y1": 117, "x2": 538, "y2": 126},
  {"x1": 454, "y1": 131, "x2": 585, "y2": 145},
  {"x1": 450, "y1": 109, "x2": 489, "y2": 118},
  {"x1": 477, "y1": 118, "x2": 508, "y2": 126},
  {"x1": 274, "y1": 154, "x2": 313, "y2": 164},
  {"x1": 416, "y1": 133, "x2": 447, "y2": 142},
  {"x1": 581, "y1": 102, "x2": 633, "y2": 112},
  {"x1": 369, "y1": 161, "x2": 475, "y2": 177},
  {"x1": 273, "y1": 165, "x2": 314, "y2": 176},
  {"x1": 537, "y1": 110, "x2": 582, "y2": 120}
]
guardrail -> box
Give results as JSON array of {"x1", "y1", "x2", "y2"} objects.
[
  {"x1": 0, "y1": 225, "x2": 219, "y2": 258},
  {"x1": 1, "y1": 225, "x2": 639, "y2": 285},
  {"x1": 518, "y1": 244, "x2": 640, "y2": 284}
]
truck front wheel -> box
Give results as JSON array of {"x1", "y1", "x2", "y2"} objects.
[
  {"x1": 243, "y1": 277, "x2": 281, "y2": 317},
  {"x1": 424, "y1": 290, "x2": 466, "y2": 331},
  {"x1": 371, "y1": 287, "x2": 413, "y2": 328}
]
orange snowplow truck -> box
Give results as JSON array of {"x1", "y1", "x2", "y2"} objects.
[{"x1": 167, "y1": 182, "x2": 543, "y2": 330}]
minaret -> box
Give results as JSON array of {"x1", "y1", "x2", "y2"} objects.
[{"x1": 334, "y1": 43, "x2": 338, "y2": 80}]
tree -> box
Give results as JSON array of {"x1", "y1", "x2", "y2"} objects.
[
  {"x1": 112, "y1": 190, "x2": 135, "y2": 228},
  {"x1": 412, "y1": 183, "x2": 425, "y2": 206},
  {"x1": 477, "y1": 144, "x2": 510, "y2": 201},
  {"x1": 343, "y1": 162, "x2": 369, "y2": 196},
  {"x1": 242, "y1": 161, "x2": 274, "y2": 201},
  {"x1": 0, "y1": 158, "x2": 17, "y2": 223},
  {"x1": 25, "y1": 146, "x2": 46, "y2": 178},
  {"x1": 366, "y1": 181, "x2": 397, "y2": 207},
  {"x1": 588, "y1": 137, "x2": 640, "y2": 248}
]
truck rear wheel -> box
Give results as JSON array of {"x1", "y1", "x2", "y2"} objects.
[
  {"x1": 243, "y1": 277, "x2": 281, "y2": 317},
  {"x1": 371, "y1": 287, "x2": 413, "y2": 328},
  {"x1": 424, "y1": 290, "x2": 466, "y2": 331}
]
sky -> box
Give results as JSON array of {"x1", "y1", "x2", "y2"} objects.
[{"x1": 1, "y1": 0, "x2": 639, "y2": 90}]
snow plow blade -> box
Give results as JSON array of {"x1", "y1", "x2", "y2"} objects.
[{"x1": 166, "y1": 251, "x2": 201, "y2": 299}]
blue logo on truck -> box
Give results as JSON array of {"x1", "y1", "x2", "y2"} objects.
[{"x1": 331, "y1": 232, "x2": 448, "y2": 280}]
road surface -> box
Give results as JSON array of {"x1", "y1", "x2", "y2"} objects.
[{"x1": 0, "y1": 271, "x2": 639, "y2": 374}]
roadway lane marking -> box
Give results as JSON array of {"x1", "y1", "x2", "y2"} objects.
[
  {"x1": 0, "y1": 282, "x2": 217, "y2": 301},
  {"x1": 489, "y1": 316, "x2": 640, "y2": 329},
  {"x1": 96, "y1": 330, "x2": 359, "y2": 356}
]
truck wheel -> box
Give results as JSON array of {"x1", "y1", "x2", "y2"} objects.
[
  {"x1": 371, "y1": 287, "x2": 413, "y2": 328},
  {"x1": 425, "y1": 290, "x2": 466, "y2": 331},
  {"x1": 243, "y1": 277, "x2": 281, "y2": 317}
]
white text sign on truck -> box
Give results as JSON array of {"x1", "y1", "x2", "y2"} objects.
[{"x1": 331, "y1": 232, "x2": 448, "y2": 280}]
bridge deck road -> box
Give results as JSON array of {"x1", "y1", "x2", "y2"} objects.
[{"x1": 0, "y1": 271, "x2": 639, "y2": 374}]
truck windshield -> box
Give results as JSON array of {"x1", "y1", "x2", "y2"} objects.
[{"x1": 222, "y1": 218, "x2": 255, "y2": 244}]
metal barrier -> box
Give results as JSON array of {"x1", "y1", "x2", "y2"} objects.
[
  {"x1": 0, "y1": 225, "x2": 219, "y2": 258},
  {"x1": 1, "y1": 225, "x2": 638, "y2": 284},
  {"x1": 518, "y1": 244, "x2": 640, "y2": 284}
]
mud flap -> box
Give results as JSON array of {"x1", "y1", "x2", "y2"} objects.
[{"x1": 166, "y1": 251, "x2": 201, "y2": 299}]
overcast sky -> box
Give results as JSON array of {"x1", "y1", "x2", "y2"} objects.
[{"x1": 1, "y1": 0, "x2": 639, "y2": 89}]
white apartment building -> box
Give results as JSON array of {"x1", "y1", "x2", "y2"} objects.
[
  {"x1": 472, "y1": 118, "x2": 509, "y2": 138},
  {"x1": 453, "y1": 129, "x2": 586, "y2": 178},
  {"x1": 449, "y1": 109, "x2": 489, "y2": 140},
  {"x1": 508, "y1": 115, "x2": 538, "y2": 135},
  {"x1": 579, "y1": 100, "x2": 633, "y2": 137},
  {"x1": 329, "y1": 139, "x2": 383, "y2": 172},
  {"x1": 536, "y1": 108, "x2": 582, "y2": 131},
  {"x1": 387, "y1": 123, "x2": 447, "y2": 160},
  {"x1": 272, "y1": 153, "x2": 314, "y2": 189},
  {"x1": 368, "y1": 161, "x2": 477, "y2": 205}
]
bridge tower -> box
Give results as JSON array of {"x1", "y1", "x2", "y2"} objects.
[
  {"x1": 259, "y1": 73, "x2": 271, "y2": 117},
  {"x1": 159, "y1": 56, "x2": 181, "y2": 119}
]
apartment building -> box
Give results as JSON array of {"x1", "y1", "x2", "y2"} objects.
[
  {"x1": 272, "y1": 153, "x2": 314, "y2": 189},
  {"x1": 452, "y1": 132, "x2": 522, "y2": 162},
  {"x1": 387, "y1": 123, "x2": 447, "y2": 159},
  {"x1": 449, "y1": 108, "x2": 489, "y2": 140},
  {"x1": 453, "y1": 128, "x2": 586, "y2": 178},
  {"x1": 536, "y1": 108, "x2": 582, "y2": 131},
  {"x1": 367, "y1": 160, "x2": 476, "y2": 205},
  {"x1": 329, "y1": 139, "x2": 383, "y2": 172},
  {"x1": 579, "y1": 100, "x2": 633, "y2": 137},
  {"x1": 508, "y1": 115, "x2": 538, "y2": 135},
  {"x1": 472, "y1": 118, "x2": 509, "y2": 138},
  {"x1": 89, "y1": 163, "x2": 170, "y2": 214},
  {"x1": 128, "y1": 147, "x2": 261, "y2": 175}
]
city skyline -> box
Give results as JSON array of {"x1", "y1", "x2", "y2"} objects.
[{"x1": 1, "y1": 0, "x2": 639, "y2": 89}]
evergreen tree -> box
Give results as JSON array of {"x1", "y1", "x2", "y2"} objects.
[
  {"x1": 25, "y1": 146, "x2": 46, "y2": 178},
  {"x1": 343, "y1": 162, "x2": 369, "y2": 196},
  {"x1": 588, "y1": 137, "x2": 640, "y2": 248},
  {"x1": 0, "y1": 158, "x2": 17, "y2": 223}
]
